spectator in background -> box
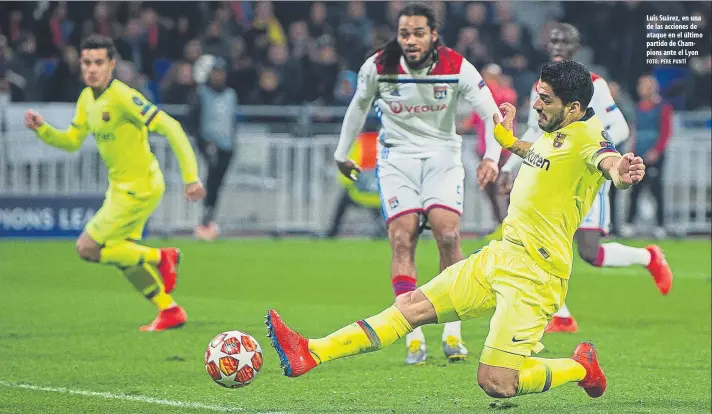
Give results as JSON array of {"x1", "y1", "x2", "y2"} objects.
[
  {"x1": 161, "y1": 61, "x2": 195, "y2": 104},
  {"x1": 7, "y1": 10, "x2": 26, "y2": 46},
  {"x1": 685, "y1": 10, "x2": 711, "y2": 109},
  {"x1": 115, "y1": 18, "x2": 152, "y2": 75},
  {"x1": 337, "y1": 1, "x2": 372, "y2": 52},
  {"x1": 214, "y1": 3, "x2": 242, "y2": 38},
  {"x1": 454, "y1": 27, "x2": 491, "y2": 70},
  {"x1": 115, "y1": 60, "x2": 155, "y2": 102},
  {"x1": 0, "y1": 35, "x2": 8, "y2": 104},
  {"x1": 191, "y1": 58, "x2": 238, "y2": 240},
  {"x1": 183, "y1": 39, "x2": 203, "y2": 65},
  {"x1": 201, "y1": 21, "x2": 231, "y2": 59},
  {"x1": 288, "y1": 20, "x2": 312, "y2": 62},
  {"x1": 46, "y1": 2, "x2": 75, "y2": 58},
  {"x1": 264, "y1": 43, "x2": 302, "y2": 103},
  {"x1": 44, "y1": 45, "x2": 82, "y2": 102},
  {"x1": 166, "y1": 16, "x2": 194, "y2": 60},
  {"x1": 456, "y1": 2, "x2": 495, "y2": 50},
  {"x1": 623, "y1": 75, "x2": 672, "y2": 239},
  {"x1": 82, "y1": 2, "x2": 120, "y2": 40},
  {"x1": 6, "y1": 32, "x2": 41, "y2": 102},
  {"x1": 305, "y1": 35, "x2": 340, "y2": 104},
  {"x1": 226, "y1": 36, "x2": 257, "y2": 101},
  {"x1": 247, "y1": 1, "x2": 286, "y2": 62},
  {"x1": 333, "y1": 70, "x2": 357, "y2": 105},
  {"x1": 140, "y1": 8, "x2": 167, "y2": 59},
  {"x1": 249, "y1": 68, "x2": 287, "y2": 105},
  {"x1": 308, "y1": 2, "x2": 334, "y2": 38}
]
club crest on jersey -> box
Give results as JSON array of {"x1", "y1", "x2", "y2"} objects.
[
  {"x1": 102, "y1": 111, "x2": 110, "y2": 122},
  {"x1": 433, "y1": 85, "x2": 448, "y2": 100},
  {"x1": 388, "y1": 196, "x2": 399, "y2": 209},
  {"x1": 553, "y1": 132, "x2": 566, "y2": 148}
]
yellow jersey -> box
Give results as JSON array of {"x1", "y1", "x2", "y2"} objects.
[
  {"x1": 503, "y1": 108, "x2": 620, "y2": 279},
  {"x1": 36, "y1": 79, "x2": 198, "y2": 195}
]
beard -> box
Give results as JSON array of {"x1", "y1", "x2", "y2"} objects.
[
  {"x1": 538, "y1": 109, "x2": 566, "y2": 133},
  {"x1": 403, "y1": 44, "x2": 435, "y2": 70}
]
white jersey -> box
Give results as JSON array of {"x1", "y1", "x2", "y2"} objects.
[
  {"x1": 502, "y1": 72, "x2": 630, "y2": 172},
  {"x1": 334, "y1": 46, "x2": 501, "y2": 161}
]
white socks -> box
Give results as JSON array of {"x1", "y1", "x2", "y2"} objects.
[
  {"x1": 441, "y1": 321, "x2": 461, "y2": 341},
  {"x1": 405, "y1": 321, "x2": 463, "y2": 346},
  {"x1": 601, "y1": 243, "x2": 652, "y2": 267},
  {"x1": 553, "y1": 302, "x2": 572, "y2": 318},
  {"x1": 406, "y1": 326, "x2": 425, "y2": 346}
]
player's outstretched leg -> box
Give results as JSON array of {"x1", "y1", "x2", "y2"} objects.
[
  {"x1": 479, "y1": 341, "x2": 606, "y2": 399},
  {"x1": 266, "y1": 289, "x2": 438, "y2": 377}
]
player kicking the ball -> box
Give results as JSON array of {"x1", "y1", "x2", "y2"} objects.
[
  {"x1": 332, "y1": 3, "x2": 502, "y2": 365},
  {"x1": 24, "y1": 35, "x2": 206, "y2": 331},
  {"x1": 267, "y1": 60, "x2": 647, "y2": 400},
  {"x1": 498, "y1": 23, "x2": 672, "y2": 333}
]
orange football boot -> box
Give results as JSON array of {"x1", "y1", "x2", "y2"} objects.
[
  {"x1": 140, "y1": 306, "x2": 187, "y2": 332},
  {"x1": 646, "y1": 245, "x2": 673, "y2": 295},
  {"x1": 571, "y1": 341, "x2": 607, "y2": 398},
  {"x1": 545, "y1": 315, "x2": 579, "y2": 333},
  {"x1": 265, "y1": 309, "x2": 318, "y2": 377},
  {"x1": 157, "y1": 248, "x2": 180, "y2": 294}
]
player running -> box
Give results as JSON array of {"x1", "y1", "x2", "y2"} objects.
[
  {"x1": 499, "y1": 23, "x2": 672, "y2": 333},
  {"x1": 267, "y1": 60, "x2": 647, "y2": 400},
  {"x1": 332, "y1": 3, "x2": 502, "y2": 365},
  {"x1": 24, "y1": 35, "x2": 206, "y2": 331}
]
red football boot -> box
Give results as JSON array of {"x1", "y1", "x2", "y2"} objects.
[
  {"x1": 157, "y1": 248, "x2": 181, "y2": 294},
  {"x1": 265, "y1": 309, "x2": 318, "y2": 377},
  {"x1": 545, "y1": 315, "x2": 579, "y2": 333},
  {"x1": 571, "y1": 341, "x2": 607, "y2": 398},
  {"x1": 646, "y1": 245, "x2": 673, "y2": 295},
  {"x1": 140, "y1": 306, "x2": 187, "y2": 332}
]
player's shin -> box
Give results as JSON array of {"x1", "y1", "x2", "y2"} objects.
[
  {"x1": 100, "y1": 240, "x2": 161, "y2": 267},
  {"x1": 516, "y1": 357, "x2": 586, "y2": 395},
  {"x1": 308, "y1": 305, "x2": 413, "y2": 364},
  {"x1": 121, "y1": 264, "x2": 175, "y2": 310}
]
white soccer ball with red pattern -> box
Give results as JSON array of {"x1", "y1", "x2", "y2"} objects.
[{"x1": 205, "y1": 330, "x2": 263, "y2": 388}]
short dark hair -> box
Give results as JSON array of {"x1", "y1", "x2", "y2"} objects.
[
  {"x1": 540, "y1": 60, "x2": 593, "y2": 108},
  {"x1": 80, "y1": 35, "x2": 116, "y2": 59},
  {"x1": 375, "y1": 3, "x2": 440, "y2": 74}
]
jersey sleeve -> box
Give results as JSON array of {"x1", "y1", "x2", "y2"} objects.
[
  {"x1": 590, "y1": 78, "x2": 630, "y2": 146},
  {"x1": 459, "y1": 59, "x2": 502, "y2": 162},
  {"x1": 334, "y1": 55, "x2": 379, "y2": 162},
  {"x1": 582, "y1": 132, "x2": 621, "y2": 172},
  {"x1": 118, "y1": 87, "x2": 163, "y2": 131},
  {"x1": 35, "y1": 90, "x2": 90, "y2": 152}
]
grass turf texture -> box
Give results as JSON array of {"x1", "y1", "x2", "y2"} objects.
[{"x1": 0, "y1": 238, "x2": 709, "y2": 413}]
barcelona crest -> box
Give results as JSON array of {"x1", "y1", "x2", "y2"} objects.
[{"x1": 553, "y1": 132, "x2": 566, "y2": 148}]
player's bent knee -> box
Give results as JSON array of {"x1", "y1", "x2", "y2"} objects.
[
  {"x1": 477, "y1": 375, "x2": 517, "y2": 399},
  {"x1": 578, "y1": 243, "x2": 599, "y2": 266},
  {"x1": 75, "y1": 239, "x2": 100, "y2": 262},
  {"x1": 394, "y1": 290, "x2": 437, "y2": 327}
]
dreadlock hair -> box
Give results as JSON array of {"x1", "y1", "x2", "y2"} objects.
[{"x1": 372, "y1": 3, "x2": 440, "y2": 75}]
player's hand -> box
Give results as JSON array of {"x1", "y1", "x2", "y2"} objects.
[
  {"x1": 185, "y1": 181, "x2": 207, "y2": 201},
  {"x1": 644, "y1": 149, "x2": 660, "y2": 164},
  {"x1": 618, "y1": 153, "x2": 646, "y2": 185},
  {"x1": 493, "y1": 103, "x2": 516, "y2": 131},
  {"x1": 477, "y1": 158, "x2": 499, "y2": 189},
  {"x1": 336, "y1": 159, "x2": 362, "y2": 181},
  {"x1": 24, "y1": 110, "x2": 44, "y2": 131},
  {"x1": 498, "y1": 171, "x2": 515, "y2": 195}
]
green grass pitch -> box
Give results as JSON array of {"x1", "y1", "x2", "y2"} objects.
[{"x1": 0, "y1": 238, "x2": 710, "y2": 413}]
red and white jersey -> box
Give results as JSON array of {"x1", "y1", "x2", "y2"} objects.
[
  {"x1": 502, "y1": 72, "x2": 630, "y2": 173},
  {"x1": 334, "y1": 46, "x2": 501, "y2": 161}
]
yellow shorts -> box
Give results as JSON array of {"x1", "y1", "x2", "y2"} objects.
[
  {"x1": 86, "y1": 183, "x2": 164, "y2": 245},
  {"x1": 419, "y1": 239, "x2": 568, "y2": 368}
]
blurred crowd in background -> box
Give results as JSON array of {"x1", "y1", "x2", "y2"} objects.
[{"x1": 0, "y1": 1, "x2": 710, "y2": 114}]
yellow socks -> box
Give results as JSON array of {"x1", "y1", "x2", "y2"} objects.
[
  {"x1": 100, "y1": 240, "x2": 161, "y2": 267},
  {"x1": 516, "y1": 357, "x2": 587, "y2": 395},
  {"x1": 121, "y1": 264, "x2": 175, "y2": 311},
  {"x1": 308, "y1": 306, "x2": 413, "y2": 364}
]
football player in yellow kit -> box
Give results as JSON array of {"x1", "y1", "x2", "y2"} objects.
[
  {"x1": 266, "y1": 60, "x2": 648, "y2": 400},
  {"x1": 25, "y1": 35, "x2": 206, "y2": 331}
]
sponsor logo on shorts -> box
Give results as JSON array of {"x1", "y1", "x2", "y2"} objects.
[
  {"x1": 512, "y1": 336, "x2": 527, "y2": 343},
  {"x1": 537, "y1": 247, "x2": 550, "y2": 259},
  {"x1": 388, "y1": 196, "x2": 399, "y2": 209},
  {"x1": 433, "y1": 85, "x2": 448, "y2": 100}
]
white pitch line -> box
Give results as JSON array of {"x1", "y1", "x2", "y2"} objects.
[{"x1": 0, "y1": 380, "x2": 242, "y2": 412}]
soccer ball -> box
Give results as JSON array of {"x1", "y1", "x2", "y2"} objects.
[{"x1": 205, "y1": 330, "x2": 263, "y2": 388}]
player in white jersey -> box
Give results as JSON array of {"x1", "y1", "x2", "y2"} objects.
[
  {"x1": 333, "y1": 3, "x2": 502, "y2": 364},
  {"x1": 499, "y1": 23, "x2": 673, "y2": 333}
]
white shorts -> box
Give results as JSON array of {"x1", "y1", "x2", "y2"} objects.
[
  {"x1": 376, "y1": 148, "x2": 464, "y2": 224},
  {"x1": 579, "y1": 180, "x2": 611, "y2": 235}
]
